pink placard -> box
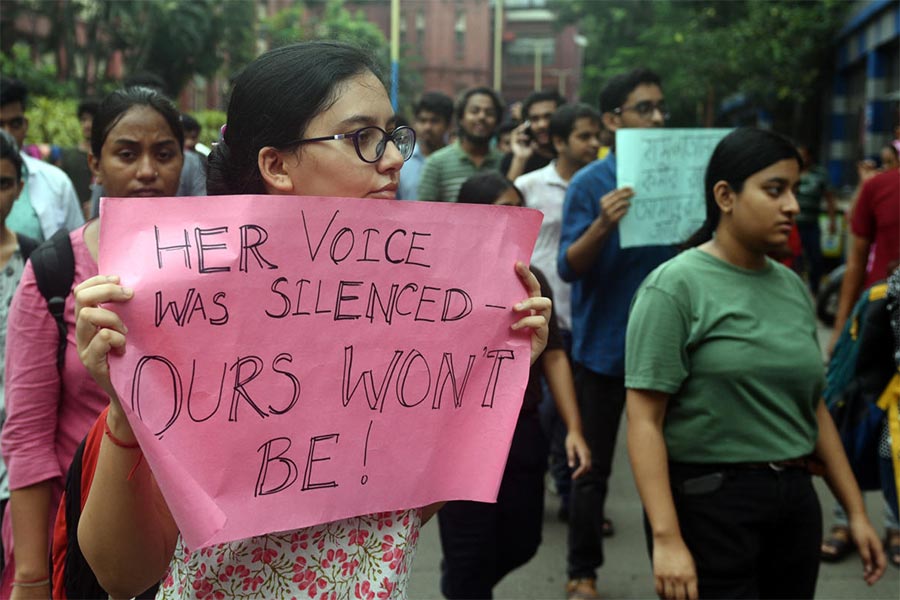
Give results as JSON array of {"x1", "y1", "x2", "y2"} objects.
[{"x1": 99, "y1": 195, "x2": 543, "y2": 549}]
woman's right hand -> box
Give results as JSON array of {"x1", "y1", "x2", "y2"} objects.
[
  {"x1": 652, "y1": 534, "x2": 698, "y2": 600},
  {"x1": 74, "y1": 275, "x2": 133, "y2": 402}
]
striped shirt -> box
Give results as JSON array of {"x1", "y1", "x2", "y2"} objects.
[{"x1": 416, "y1": 141, "x2": 503, "y2": 203}]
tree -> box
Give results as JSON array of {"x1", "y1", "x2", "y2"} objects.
[
  {"x1": 262, "y1": 0, "x2": 422, "y2": 116},
  {"x1": 2, "y1": 0, "x2": 257, "y2": 98},
  {"x1": 555, "y1": 0, "x2": 850, "y2": 136}
]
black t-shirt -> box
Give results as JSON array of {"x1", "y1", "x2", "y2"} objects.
[
  {"x1": 500, "y1": 152, "x2": 553, "y2": 179},
  {"x1": 521, "y1": 267, "x2": 563, "y2": 414}
]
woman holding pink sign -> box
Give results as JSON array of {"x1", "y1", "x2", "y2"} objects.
[{"x1": 71, "y1": 41, "x2": 552, "y2": 600}]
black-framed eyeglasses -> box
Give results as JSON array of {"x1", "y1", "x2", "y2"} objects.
[
  {"x1": 286, "y1": 125, "x2": 416, "y2": 164},
  {"x1": 0, "y1": 116, "x2": 26, "y2": 131},
  {"x1": 613, "y1": 100, "x2": 669, "y2": 121}
]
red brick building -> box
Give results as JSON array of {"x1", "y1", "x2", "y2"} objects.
[{"x1": 344, "y1": 0, "x2": 584, "y2": 106}]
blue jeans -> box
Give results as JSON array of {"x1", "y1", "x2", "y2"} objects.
[{"x1": 832, "y1": 456, "x2": 900, "y2": 528}]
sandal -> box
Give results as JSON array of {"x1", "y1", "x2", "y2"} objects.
[
  {"x1": 885, "y1": 528, "x2": 900, "y2": 569},
  {"x1": 820, "y1": 525, "x2": 854, "y2": 562},
  {"x1": 566, "y1": 578, "x2": 601, "y2": 600}
]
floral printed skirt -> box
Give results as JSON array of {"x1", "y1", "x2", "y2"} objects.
[{"x1": 158, "y1": 509, "x2": 421, "y2": 600}]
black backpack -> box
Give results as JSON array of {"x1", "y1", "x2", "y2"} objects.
[{"x1": 27, "y1": 228, "x2": 76, "y2": 371}]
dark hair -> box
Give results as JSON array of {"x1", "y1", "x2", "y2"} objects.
[
  {"x1": 684, "y1": 127, "x2": 802, "y2": 248},
  {"x1": 77, "y1": 99, "x2": 99, "y2": 120},
  {"x1": 599, "y1": 68, "x2": 662, "y2": 114},
  {"x1": 181, "y1": 113, "x2": 201, "y2": 134},
  {"x1": 91, "y1": 86, "x2": 184, "y2": 157},
  {"x1": 497, "y1": 120, "x2": 518, "y2": 136},
  {"x1": 414, "y1": 92, "x2": 453, "y2": 124},
  {"x1": 123, "y1": 72, "x2": 168, "y2": 94},
  {"x1": 207, "y1": 41, "x2": 381, "y2": 195},
  {"x1": 0, "y1": 77, "x2": 27, "y2": 109},
  {"x1": 0, "y1": 129, "x2": 23, "y2": 180},
  {"x1": 454, "y1": 86, "x2": 505, "y2": 123},
  {"x1": 550, "y1": 103, "x2": 601, "y2": 142},
  {"x1": 457, "y1": 171, "x2": 524, "y2": 206},
  {"x1": 522, "y1": 90, "x2": 565, "y2": 119}
]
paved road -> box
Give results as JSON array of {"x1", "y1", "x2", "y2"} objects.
[{"x1": 407, "y1": 323, "x2": 900, "y2": 599}]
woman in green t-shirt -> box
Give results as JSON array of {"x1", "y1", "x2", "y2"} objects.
[{"x1": 625, "y1": 127, "x2": 886, "y2": 599}]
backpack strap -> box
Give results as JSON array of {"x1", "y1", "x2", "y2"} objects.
[
  {"x1": 16, "y1": 233, "x2": 40, "y2": 262},
  {"x1": 29, "y1": 228, "x2": 76, "y2": 372}
]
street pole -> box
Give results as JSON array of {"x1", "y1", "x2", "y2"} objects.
[
  {"x1": 493, "y1": 0, "x2": 503, "y2": 92},
  {"x1": 534, "y1": 43, "x2": 542, "y2": 91},
  {"x1": 390, "y1": 0, "x2": 400, "y2": 111}
]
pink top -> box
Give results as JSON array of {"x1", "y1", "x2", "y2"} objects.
[{"x1": 0, "y1": 225, "x2": 107, "y2": 591}]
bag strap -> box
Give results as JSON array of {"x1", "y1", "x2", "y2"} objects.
[
  {"x1": 16, "y1": 233, "x2": 40, "y2": 262},
  {"x1": 29, "y1": 228, "x2": 76, "y2": 372}
]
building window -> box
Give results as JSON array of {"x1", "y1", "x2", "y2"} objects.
[
  {"x1": 400, "y1": 12, "x2": 407, "y2": 46},
  {"x1": 506, "y1": 37, "x2": 555, "y2": 67},
  {"x1": 455, "y1": 9, "x2": 466, "y2": 60},
  {"x1": 416, "y1": 9, "x2": 425, "y2": 56}
]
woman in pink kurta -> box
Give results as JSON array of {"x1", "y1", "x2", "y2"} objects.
[{"x1": 0, "y1": 86, "x2": 185, "y2": 598}]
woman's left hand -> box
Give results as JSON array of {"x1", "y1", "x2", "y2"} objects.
[
  {"x1": 510, "y1": 261, "x2": 552, "y2": 365},
  {"x1": 565, "y1": 430, "x2": 591, "y2": 479},
  {"x1": 849, "y1": 513, "x2": 887, "y2": 585}
]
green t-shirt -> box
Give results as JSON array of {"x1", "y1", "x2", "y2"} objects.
[
  {"x1": 416, "y1": 141, "x2": 503, "y2": 203},
  {"x1": 625, "y1": 248, "x2": 822, "y2": 463}
]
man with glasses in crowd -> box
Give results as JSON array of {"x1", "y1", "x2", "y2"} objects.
[
  {"x1": 417, "y1": 86, "x2": 504, "y2": 203},
  {"x1": 557, "y1": 68, "x2": 675, "y2": 600},
  {"x1": 0, "y1": 77, "x2": 83, "y2": 241}
]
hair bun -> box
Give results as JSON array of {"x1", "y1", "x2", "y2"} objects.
[{"x1": 206, "y1": 140, "x2": 233, "y2": 196}]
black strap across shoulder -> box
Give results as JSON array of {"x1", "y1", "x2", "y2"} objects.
[{"x1": 29, "y1": 228, "x2": 76, "y2": 372}]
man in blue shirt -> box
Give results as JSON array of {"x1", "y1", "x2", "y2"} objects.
[
  {"x1": 397, "y1": 92, "x2": 453, "y2": 200},
  {"x1": 558, "y1": 69, "x2": 675, "y2": 599}
]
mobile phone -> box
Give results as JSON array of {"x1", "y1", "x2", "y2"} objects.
[{"x1": 679, "y1": 472, "x2": 724, "y2": 495}]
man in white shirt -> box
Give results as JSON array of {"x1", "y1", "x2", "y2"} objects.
[
  {"x1": 515, "y1": 103, "x2": 602, "y2": 334},
  {"x1": 514, "y1": 102, "x2": 601, "y2": 536},
  {"x1": 0, "y1": 77, "x2": 83, "y2": 241}
]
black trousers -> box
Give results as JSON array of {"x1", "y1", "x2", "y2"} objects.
[
  {"x1": 567, "y1": 367, "x2": 626, "y2": 579},
  {"x1": 644, "y1": 463, "x2": 822, "y2": 599},
  {"x1": 438, "y1": 413, "x2": 548, "y2": 599}
]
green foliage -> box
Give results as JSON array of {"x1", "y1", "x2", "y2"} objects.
[
  {"x1": 2, "y1": 0, "x2": 257, "y2": 98},
  {"x1": 262, "y1": 5, "x2": 307, "y2": 48},
  {"x1": 190, "y1": 109, "x2": 228, "y2": 147},
  {"x1": 554, "y1": 0, "x2": 850, "y2": 132},
  {"x1": 0, "y1": 43, "x2": 76, "y2": 99},
  {"x1": 261, "y1": 0, "x2": 420, "y2": 117},
  {"x1": 23, "y1": 97, "x2": 82, "y2": 147}
]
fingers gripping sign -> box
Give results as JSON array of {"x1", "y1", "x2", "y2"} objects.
[
  {"x1": 599, "y1": 186, "x2": 634, "y2": 229},
  {"x1": 74, "y1": 274, "x2": 134, "y2": 402},
  {"x1": 510, "y1": 261, "x2": 552, "y2": 366}
]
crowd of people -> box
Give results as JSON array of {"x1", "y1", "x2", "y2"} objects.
[{"x1": 0, "y1": 37, "x2": 897, "y2": 600}]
